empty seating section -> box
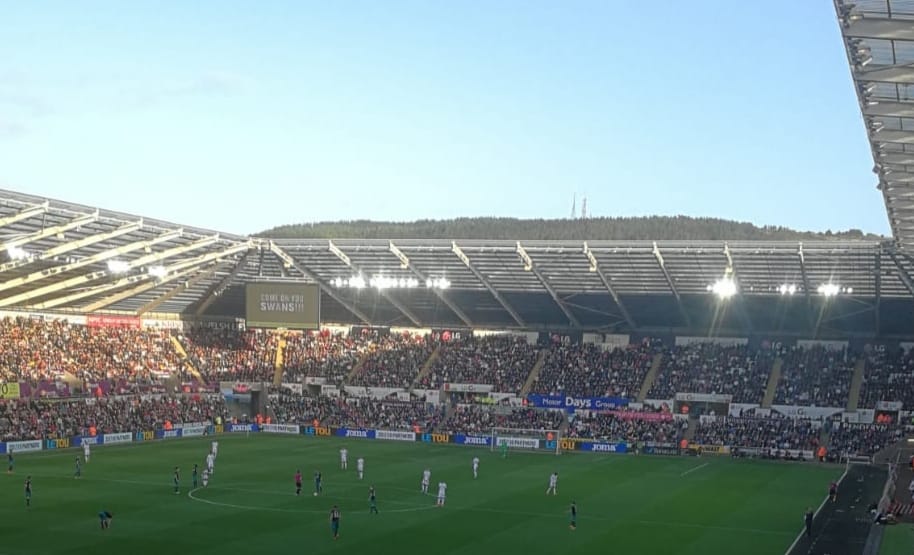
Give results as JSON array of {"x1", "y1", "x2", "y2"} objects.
[
  {"x1": 531, "y1": 343, "x2": 654, "y2": 399},
  {"x1": 350, "y1": 334, "x2": 434, "y2": 388},
  {"x1": 647, "y1": 344, "x2": 775, "y2": 403},
  {"x1": 419, "y1": 335, "x2": 538, "y2": 392},
  {"x1": 774, "y1": 347, "x2": 854, "y2": 407}
]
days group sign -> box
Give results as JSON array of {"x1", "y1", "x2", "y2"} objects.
[
  {"x1": 526, "y1": 394, "x2": 629, "y2": 412},
  {"x1": 245, "y1": 283, "x2": 320, "y2": 330}
]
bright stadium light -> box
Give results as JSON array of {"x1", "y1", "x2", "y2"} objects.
[
  {"x1": 778, "y1": 284, "x2": 797, "y2": 295},
  {"x1": 107, "y1": 260, "x2": 130, "y2": 274},
  {"x1": 148, "y1": 265, "x2": 167, "y2": 278},
  {"x1": 6, "y1": 246, "x2": 30, "y2": 261},
  {"x1": 817, "y1": 283, "x2": 840, "y2": 297},
  {"x1": 710, "y1": 277, "x2": 737, "y2": 299},
  {"x1": 348, "y1": 275, "x2": 366, "y2": 289}
]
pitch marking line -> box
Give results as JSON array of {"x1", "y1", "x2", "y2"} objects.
[
  {"x1": 680, "y1": 462, "x2": 710, "y2": 477},
  {"x1": 187, "y1": 488, "x2": 436, "y2": 515}
]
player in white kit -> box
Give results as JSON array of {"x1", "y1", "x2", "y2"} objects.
[
  {"x1": 211, "y1": 441, "x2": 218, "y2": 459},
  {"x1": 340, "y1": 448, "x2": 348, "y2": 470},
  {"x1": 206, "y1": 452, "x2": 215, "y2": 475},
  {"x1": 436, "y1": 482, "x2": 447, "y2": 506},
  {"x1": 546, "y1": 472, "x2": 558, "y2": 495},
  {"x1": 421, "y1": 469, "x2": 431, "y2": 494},
  {"x1": 472, "y1": 456, "x2": 479, "y2": 479},
  {"x1": 83, "y1": 442, "x2": 91, "y2": 463},
  {"x1": 357, "y1": 457, "x2": 364, "y2": 480},
  {"x1": 202, "y1": 469, "x2": 209, "y2": 487}
]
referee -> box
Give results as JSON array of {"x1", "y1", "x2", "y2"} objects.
[{"x1": 804, "y1": 507, "x2": 814, "y2": 537}]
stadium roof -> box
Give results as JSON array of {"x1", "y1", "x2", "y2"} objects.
[
  {"x1": 835, "y1": 0, "x2": 914, "y2": 249},
  {"x1": 0, "y1": 189, "x2": 911, "y2": 337}
]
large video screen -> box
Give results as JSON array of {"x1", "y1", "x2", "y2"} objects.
[{"x1": 245, "y1": 283, "x2": 320, "y2": 330}]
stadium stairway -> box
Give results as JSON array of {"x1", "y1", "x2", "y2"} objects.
[
  {"x1": 272, "y1": 336, "x2": 287, "y2": 386},
  {"x1": 410, "y1": 344, "x2": 441, "y2": 392},
  {"x1": 170, "y1": 336, "x2": 204, "y2": 384},
  {"x1": 846, "y1": 357, "x2": 866, "y2": 412},
  {"x1": 761, "y1": 356, "x2": 783, "y2": 408},
  {"x1": 519, "y1": 350, "x2": 548, "y2": 398},
  {"x1": 344, "y1": 349, "x2": 374, "y2": 385},
  {"x1": 636, "y1": 353, "x2": 664, "y2": 402}
]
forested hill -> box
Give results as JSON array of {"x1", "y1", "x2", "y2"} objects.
[{"x1": 259, "y1": 217, "x2": 883, "y2": 241}]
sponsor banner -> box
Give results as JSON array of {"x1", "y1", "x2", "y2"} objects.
[
  {"x1": 770, "y1": 405, "x2": 843, "y2": 420},
  {"x1": 7, "y1": 440, "x2": 42, "y2": 453},
  {"x1": 797, "y1": 339, "x2": 847, "y2": 351},
  {"x1": 527, "y1": 395, "x2": 629, "y2": 412},
  {"x1": 45, "y1": 438, "x2": 71, "y2": 450},
  {"x1": 642, "y1": 443, "x2": 681, "y2": 456},
  {"x1": 214, "y1": 425, "x2": 224, "y2": 434},
  {"x1": 729, "y1": 403, "x2": 760, "y2": 417},
  {"x1": 603, "y1": 410, "x2": 672, "y2": 422},
  {"x1": 87, "y1": 314, "x2": 141, "y2": 329},
  {"x1": 689, "y1": 444, "x2": 730, "y2": 455},
  {"x1": 443, "y1": 383, "x2": 495, "y2": 393},
  {"x1": 303, "y1": 425, "x2": 334, "y2": 437},
  {"x1": 182, "y1": 426, "x2": 207, "y2": 437},
  {"x1": 335, "y1": 428, "x2": 372, "y2": 439},
  {"x1": 454, "y1": 434, "x2": 492, "y2": 447},
  {"x1": 421, "y1": 433, "x2": 451, "y2": 444},
  {"x1": 578, "y1": 441, "x2": 628, "y2": 454},
  {"x1": 227, "y1": 424, "x2": 260, "y2": 433},
  {"x1": 103, "y1": 432, "x2": 132, "y2": 445},
  {"x1": 159, "y1": 429, "x2": 182, "y2": 439},
  {"x1": 675, "y1": 336, "x2": 748, "y2": 347},
  {"x1": 374, "y1": 430, "x2": 416, "y2": 442},
  {"x1": 877, "y1": 401, "x2": 903, "y2": 412},
  {"x1": 141, "y1": 318, "x2": 184, "y2": 330},
  {"x1": 675, "y1": 392, "x2": 733, "y2": 404},
  {"x1": 282, "y1": 382, "x2": 305, "y2": 393},
  {"x1": 496, "y1": 436, "x2": 539, "y2": 450},
  {"x1": 75, "y1": 436, "x2": 100, "y2": 446},
  {"x1": 262, "y1": 424, "x2": 300, "y2": 435},
  {"x1": 175, "y1": 421, "x2": 210, "y2": 429},
  {"x1": 135, "y1": 431, "x2": 155, "y2": 442},
  {"x1": 0, "y1": 382, "x2": 20, "y2": 399}
]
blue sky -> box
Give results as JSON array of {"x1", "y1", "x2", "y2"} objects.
[{"x1": 0, "y1": 1, "x2": 887, "y2": 235}]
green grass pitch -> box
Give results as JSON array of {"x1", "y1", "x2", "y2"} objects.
[{"x1": 0, "y1": 435, "x2": 841, "y2": 555}]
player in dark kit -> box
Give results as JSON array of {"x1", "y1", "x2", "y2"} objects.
[
  {"x1": 173, "y1": 467, "x2": 180, "y2": 495},
  {"x1": 295, "y1": 470, "x2": 302, "y2": 496},
  {"x1": 7, "y1": 451, "x2": 13, "y2": 474},
  {"x1": 314, "y1": 470, "x2": 323, "y2": 495},
  {"x1": 74, "y1": 457, "x2": 81, "y2": 479},
  {"x1": 569, "y1": 501, "x2": 577, "y2": 530},
  {"x1": 24, "y1": 476, "x2": 31, "y2": 508},
  {"x1": 329, "y1": 505, "x2": 341, "y2": 539},
  {"x1": 829, "y1": 481, "x2": 838, "y2": 502},
  {"x1": 99, "y1": 510, "x2": 113, "y2": 530},
  {"x1": 192, "y1": 464, "x2": 198, "y2": 489},
  {"x1": 369, "y1": 486, "x2": 378, "y2": 514},
  {"x1": 804, "y1": 507, "x2": 814, "y2": 537}
]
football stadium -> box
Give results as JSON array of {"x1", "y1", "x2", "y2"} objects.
[{"x1": 4, "y1": 2, "x2": 914, "y2": 555}]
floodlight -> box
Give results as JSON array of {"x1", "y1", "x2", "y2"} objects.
[
  {"x1": 148, "y1": 265, "x2": 167, "y2": 278},
  {"x1": 6, "y1": 246, "x2": 29, "y2": 261},
  {"x1": 107, "y1": 260, "x2": 130, "y2": 274},
  {"x1": 817, "y1": 283, "x2": 840, "y2": 297},
  {"x1": 349, "y1": 276, "x2": 365, "y2": 289},
  {"x1": 710, "y1": 277, "x2": 737, "y2": 299}
]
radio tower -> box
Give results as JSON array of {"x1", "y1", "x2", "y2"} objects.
[
  {"x1": 581, "y1": 197, "x2": 588, "y2": 220},
  {"x1": 570, "y1": 193, "x2": 577, "y2": 219}
]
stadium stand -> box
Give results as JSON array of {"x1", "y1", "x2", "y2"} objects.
[
  {"x1": 281, "y1": 330, "x2": 370, "y2": 384},
  {"x1": 439, "y1": 405, "x2": 565, "y2": 435},
  {"x1": 774, "y1": 346, "x2": 856, "y2": 407},
  {"x1": 826, "y1": 422, "x2": 903, "y2": 459},
  {"x1": 692, "y1": 416, "x2": 821, "y2": 452},
  {"x1": 567, "y1": 410, "x2": 684, "y2": 443},
  {"x1": 350, "y1": 333, "x2": 435, "y2": 388},
  {"x1": 530, "y1": 342, "x2": 655, "y2": 399},
  {"x1": 419, "y1": 335, "x2": 539, "y2": 393},
  {"x1": 178, "y1": 328, "x2": 277, "y2": 382},
  {"x1": 647, "y1": 343, "x2": 775, "y2": 403},
  {"x1": 859, "y1": 348, "x2": 914, "y2": 409}
]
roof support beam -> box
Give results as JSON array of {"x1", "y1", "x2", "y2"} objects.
[
  {"x1": 856, "y1": 64, "x2": 914, "y2": 84},
  {"x1": 0, "y1": 211, "x2": 98, "y2": 252},
  {"x1": 723, "y1": 243, "x2": 753, "y2": 334},
  {"x1": 864, "y1": 102, "x2": 914, "y2": 119},
  {"x1": 516, "y1": 241, "x2": 580, "y2": 327},
  {"x1": 888, "y1": 251, "x2": 914, "y2": 297},
  {"x1": 269, "y1": 242, "x2": 372, "y2": 325},
  {"x1": 0, "y1": 201, "x2": 49, "y2": 229},
  {"x1": 0, "y1": 220, "x2": 143, "y2": 274},
  {"x1": 33, "y1": 241, "x2": 253, "y2": 311},
  {"x1": 328, "y1": 240, "x2": 422, "y2": 327},
  {"x1": 844, "y1": 17, "x2": 914, "y2": 41},
  {"x1": 138, "y1": 265, "x2": 220, "y2": 315},
  {"x1": 0, "y1": 233, "x2": 217, "y2": 308},
  {"x1": 652, "y1": 241, "x2": 692, "y2": 328},
  {"x1": 193, "y1": 250, "x2": 252, "y2": 316},
  {"x1": 583, "y1": 241, "x2": 636, "y2": 329},
  {"x1": 797, "y1": 242, "x2": 816, "y2": 331},
  {"x1": 452, "y1": 241, "x2": 525, "y2": 328},
  {"x1": 389, "y1": 241, "x2": 473, "y2": 327},
  {"x1": 0, "y1": 227, "x2": 180, "y2": 294}
]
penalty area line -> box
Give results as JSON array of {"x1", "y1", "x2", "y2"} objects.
[{"x1": 680, "y1": 462, "x2": 710, "y2": 477}]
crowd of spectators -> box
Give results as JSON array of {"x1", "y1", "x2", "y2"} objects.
[
  {"x1": 692, "y1": 416, "x2": 821, "y2": 451},
  {"x1": 859, "y1": 348, "x2": 914, "y2": 409},
  {"x1": 827, "y1": 422, "x2": 902, "y2": 458},
  {"x1": 531, "y1": 342, "x2": 655, "y2": 399},
  {"x1": 179, "y1": 327, "x2": 277, "y2": 382},
  {"x1": 439, "y1": 405, "x2": 565, "y2": 435},
  {"x1": 0, "y1": 317, "x2": 183, "y2": 385},
  {"x1": 0, "y1": 395, "x2": 226, "y2": 441},
  {"x1": 268, "y1": 390, "x2": 442, "y2": 431},
  {"x1": 349, "y1": 333, "x2": 435, "y2": 388},
  {"x1": 648, "y1": 343, "x2": 775, "y2": 403},
  {"x1": 419, "y1": 335, "x2": 539, "y2": 393},
  {"x1": 567, "y1": 411, "x2": 684, "y2": 444},
  {"x1": 774, "y1": 346, "x2": 855, "y2": 407},
  {"x1": 282, "y1": 330, "x2": 370, "y2": 384}
]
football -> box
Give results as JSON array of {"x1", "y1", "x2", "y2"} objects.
[{"x1": 313, "y1": 492, "x2": 318, "y2": 496}]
